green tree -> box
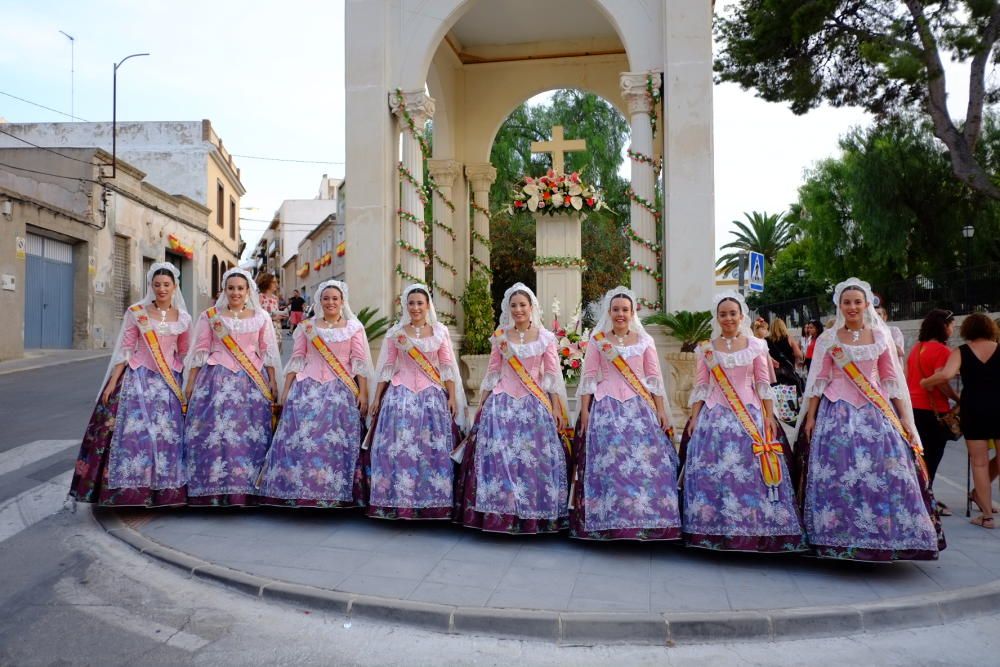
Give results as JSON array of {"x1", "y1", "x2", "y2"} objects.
[
  {"x1": 487, "y1": 90, "x2": 631, "y2": 317},
  {"x1": 792, "y1": 114, "x2": 1000, "y2": 286},
  {"x1": 716, "y1": 211, "x2": 795, "y2": 274},
  {"x1": 715, "y1": 1, "x2": 1000, "y2": 200},
  {"x1": 744, "y1": 238, "x2": 830, "y2": 307}
]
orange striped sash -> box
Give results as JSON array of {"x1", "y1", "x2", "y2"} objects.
[
  {"x1": 129, "y1": 305, "x2": 187, "y2": 414},
  {"x1": 206, "y1": 307, "x2": 274, "y2": 402},
  {"x1": 393, "y1": 331, "x2": 443, "y2": 387},
  {"x1": 302, "y1": 320, "x2": 360, "y2": 397},
  {"x1": 702, "y1": 342, "x2": 783, "y2": 499}
]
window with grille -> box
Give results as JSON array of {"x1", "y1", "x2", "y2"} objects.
[{"x1": 114, "y1": 235, "x2": 131, "y2": 315}]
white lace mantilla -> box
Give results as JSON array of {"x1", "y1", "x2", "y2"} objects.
[
  {"x1": 609, "y1": 334, "x2": 653, "y2": 359},
  {"x1": 215, "y1": 309, "x2": 269, "y2": 334},
  {"x1": 311, "y1": 318, "x2": 362, "y2": 342},
  {"x1": 503, "y1": 327, "x2": 555, "y2": 358}
]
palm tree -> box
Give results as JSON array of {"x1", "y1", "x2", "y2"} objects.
[{"x1": 716, "y1": 211, "x2": 795, "y2": 275}]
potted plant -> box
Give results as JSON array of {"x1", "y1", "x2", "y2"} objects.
[
  {"x1": 459, "y1": 268, "x2": 494, "y2": 404},
  {"x1": 643, "y1": 310, "x2": 712, "y2": 416}
]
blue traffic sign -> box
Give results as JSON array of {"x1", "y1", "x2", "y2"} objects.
[{"x1": 748, "y1": 251, "x2": 765, "y2": 293}]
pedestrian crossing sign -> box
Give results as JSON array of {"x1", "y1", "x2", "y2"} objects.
[{"x1": 748, "y1": 252, "x2": 765, "y2": 293}]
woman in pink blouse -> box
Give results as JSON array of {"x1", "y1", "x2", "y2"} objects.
[
  {"x1": 256, "y1": 280, "x2": 374, "y2": 507},
  {"x1": 454, "y1": 283, "x2": 571, "y2": 534},
  {"x1": 365, "y1": 284, "x2": 466, "y2": 519},
  {"x1": 69, "y1": 263, "x2": 191, "y2": 507},
  {"x1": 682, "y1": 292, "x2": 806, "y2": 552},
  {"x1": 570, "y1": 287, "x2": 680, "y2": 541},
  {"x1": 182, "y1": 268, "x2": 282, "y2": 507}
]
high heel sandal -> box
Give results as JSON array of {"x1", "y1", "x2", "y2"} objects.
[{"x1": 970, "y1": 515, "x2": 995, "y2": 529}]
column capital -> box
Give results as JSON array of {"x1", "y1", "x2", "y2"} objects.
[
  {"x1": 465, "y1": 163, "x2": 497, "y2": 191},
  {"x1": 426, "y1": 158, "x2": 463, "y2": 189},
  {"x1": 389, "y1": 89, "x2": 435, "y2": 126},
  {"x1": 620, "y1": 71, "x2": 661, "y2": 115}
]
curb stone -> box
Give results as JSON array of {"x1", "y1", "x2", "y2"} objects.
[{"x1": 94, "y1": 510, "x2": 1000, "y2": 645}]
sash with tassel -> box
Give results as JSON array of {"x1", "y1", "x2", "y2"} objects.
[
  {"x1": 206, "y1": 307, "x2": 279, "y2": 429},
  {"x1": 702, "y1": 342, "x2": 784, "y2": 501},
  {"x1": 129, "y1": 304, "x2": 187, "y2": 414},
  {"x1": 827, "y1": 343, "x2": 929, "y2": 480}
]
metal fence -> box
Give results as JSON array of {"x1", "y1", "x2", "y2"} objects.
[{"x1": 754, "y1": 262, "x2": 1000, "y2": 327}]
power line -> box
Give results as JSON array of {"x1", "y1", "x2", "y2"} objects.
[
  {"x1": 231, "y1": 153, "x2": 344, "y2": 165},
  {"x1": 0, "y1": 160, "x2": 100, "y2": 184},
  {"x1": 0, "y1": 90, "x2": 89, "y2": 121},
  {"x1": 0, "y1": 129, "x2": 100, "y2": 165}
]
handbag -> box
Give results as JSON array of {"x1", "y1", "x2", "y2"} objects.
[{"x1": 917, "y1": 342, "x2": 962, "y2": 440}]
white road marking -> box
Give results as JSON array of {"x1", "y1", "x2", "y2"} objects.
[
  {"x1": 54, "y1": 577, "x2": 211, "y2": 652},
  {"x1": 0, "y1": 439, "x2": 78, "y2": 477},
  {"x1": 0, "y1": 469, "x2": 73, "y2": 544}
]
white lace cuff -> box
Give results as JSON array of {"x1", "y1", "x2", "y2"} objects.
[
  {"x1": 378, "y1": 364, "x2": 395, "y2": 383},
  {"x1": 756, "y1": 381, "x2": 775, "y2": 400},
  {"x1": 540, "y1": 372, "x2": 562, "y2": 394},
  {"x1": 578, "y1": 376, "x2": 598, "y2": 396},
  {"x1": 641, "y1": 375, "x2": 666, "y2": 397},
  {"x1": 188, "y1": 350, "x2": 209, "y2": 368},
  {"x1": 351, "y1": 358, "x2": 371, "y2": 378},
  {"x1": 439, "y1": 364, "x2": 455, "y2": 382},
  {"x1": 480, "y1": 370, "x2": 501, "y2": 393},
  {"x1": 882, "y1": 378, "x2": 905, "y2": 400},
  {"x1": 111, "y1": 349, "x2": 132, "y2": 366},
  {"x1": 688, "y1": 383, "x2": 711, "y2": 406},
  {"x1": 805, "y1": 378, "x2": 828, "y2": 398},
  {"x1": 285, "y1": 356, "x2": 305, "y2": 374}
]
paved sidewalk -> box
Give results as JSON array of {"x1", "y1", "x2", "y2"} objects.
[
  {"x1": 0, "y1": 349, "x2": 111, "y2": 375},
  {"x1": 99, "y1": 442, "x2": 1000, "y2": 643}
]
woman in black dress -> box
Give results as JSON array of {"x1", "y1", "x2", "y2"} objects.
[{"x1": 922, "y1": 313, "x2": 1000, "y2": 528}]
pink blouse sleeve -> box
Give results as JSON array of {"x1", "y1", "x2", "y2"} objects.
[
  {"x1": 479, "y1": 340, "x2": 505, "y2": 393},
  {"x1": 642, "y1": 343, "x2": 662, "y2": 378},
  {"x1": 291, "y1": 326, "x2": 307, "y2": 360},
  {"x1": 437, "y1": 327, "x2": 456, "y2": 366},
  {"x1": 577, "y1": 344, "x2": 601, "y2": 396},
  {"x1": 193, "y1": 313, "x2": 212, "y2": 353},
  {"x1": 117, "y1": 311, "x2": 140, "y2": 360},
  {"x1": 176, "y1": 327, "x2": 191, "y2": 360},
  {"x1": 688, "y1": 348, "x2": 711, "y2": 406},
  {"x1": 258, "y1": 317, "x2": 271, "y2": 353},
  {"x1": 350, "y1": 328, "x2": 368, "y2": 366},
  {"x1": 877, "y1": 340, "x2": 905, "y2": 399},
  {"x1": 753, "y1": 344, "x2": 775, "y2": 400},
  {"x1": 805, "y1": 345, "x2": 834, "y2": 397}
]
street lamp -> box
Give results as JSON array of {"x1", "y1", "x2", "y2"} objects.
[
  {"x1": 58, "y1": 31, "x2": 75, "y2": 120},
  {"x1": 962, "y1": 224, "x2": 975, "y2": 309},
  {"x1": 112, "y1": 52, "x2": 150, "y2": 178}
]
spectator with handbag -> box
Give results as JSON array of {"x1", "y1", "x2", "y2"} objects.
[
  {"x1": 922, "y1": 313, "x2": 1000, "y2": 529},
  {"x1": 906, "y1": 309, "x2": 958, "y2": 515}
]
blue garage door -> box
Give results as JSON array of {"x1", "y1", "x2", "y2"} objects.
[{"x1": 24, "y1": 234, "x2": 75, "y2": 349}]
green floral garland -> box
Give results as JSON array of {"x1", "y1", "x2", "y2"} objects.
[{"x1": 534, "y1": 255, "x2": 588, "y2": 270}]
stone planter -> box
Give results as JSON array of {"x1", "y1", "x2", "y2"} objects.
[
  {"x1": 460, "y1": 353, "x2": 491, "y2": 405},
  {"x1": 664, "y1": 350, "x2": 697, "y2": 418}
]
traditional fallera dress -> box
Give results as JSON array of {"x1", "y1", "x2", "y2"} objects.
[
  {"x1": 364, "y1": 322, "x2": 460, "y2": 519},
  {"x1": 801, "y1": 328, "x2": 941, "y2": 560},
  {"x1": 682, "y1": 336, "x2": 807, "y2": 552},
  {"x1": 256, "y1": 318, "x2": 371, "y2": 507},
  {"x1": 455, "y1": 327, "x2": 570, "y2": 534},
  {"x1": 70, "y1": 305, "x2": 191, "y2": 507},
  {"x1": 183, "y1": 308, "x2": 279, "y2": 507},
  {"x1": 569, "y1": 331, "x2": 681, "y2": 541}
]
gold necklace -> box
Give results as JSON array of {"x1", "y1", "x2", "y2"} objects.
[
  {"x1": 514, "y1": 322, "x2": 531, "y2": 345},
  {"x1": 614, "y1": 329, "x2": 630, "y2": 346}
]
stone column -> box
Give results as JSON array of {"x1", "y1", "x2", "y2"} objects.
[
  {"x1": 465, "y1": 163, "x2": 496, "y2": 281},
  {"x1": 426, "y1": 158, "x2": 462, "y2": 323},
  {"x1": 389, "y1": 89, "x2": 435, "y2": 286},
  {"x1": 534, "y1": 211, "x2": 584, "y2": 329},
  {"x1": 621, "y1": 71, "x2": 661, "y2": 312}
]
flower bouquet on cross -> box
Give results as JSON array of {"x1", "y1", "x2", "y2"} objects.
[
  {"x1": 550, "y1": 298, "x2": 589, "y2": 383},
  {"x1": 508, "y1": 170, "x2": 609, "y2": 216}
]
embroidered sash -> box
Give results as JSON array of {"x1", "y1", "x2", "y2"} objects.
[
  {"x1": 591, "y1": 332, "x2": 656, "y2": 413},
  {"x1": 828, "y1": 343, "x2": 929, "y2": 476},
  {"x1": 702, "y1": 342, "x2": 784, "y2": 500},
  {"x1": 301, "y1": 320, "x2": 360, "y2": 398},
  {"x1": 129, "y1": 305, "x2": 187, "y2": 414},
  {"x1": 393, "y1": 331, "x2": 443, "y2": 387},
  {"x1": 206, "y1": 307, "x2": 274, "y2": 402}
]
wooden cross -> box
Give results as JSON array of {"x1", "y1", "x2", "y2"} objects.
[{"x1": 530, "y1": 125, "x2": 587, "y2": 174}]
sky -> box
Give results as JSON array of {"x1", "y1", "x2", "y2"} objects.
[{"x1": 0, "y1": 0, "x2": 977, "y2": 261}]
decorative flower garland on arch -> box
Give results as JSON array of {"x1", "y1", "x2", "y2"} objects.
[{"x1": 534, "y1": 255, "x2": 588, "y2": 271}]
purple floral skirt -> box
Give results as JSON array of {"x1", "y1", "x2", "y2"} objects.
[
  {"x1": 183, "y1": 364, "x2": 272, "y2": 507},
  {"x1": 455, "y1": 392, "x2": 569, "y2": 534},
  {"x1": 569, "y1": 396, "x2": 681, "y2": 541},
  {"x1": 363, "y1": 383, "x2": 457, "y2": 520},
  {"x1": 801, "y1": 399, "x2": 943, "y2": 561},
  {"x1": 681, "y1": 404, "x2": 806, "y2": 553},
  {"x1": 255, "y1": 378, "x2": 366, "y2": 508},
  {"x1": 69, "y1": 367, "x2": 187, "y2": 508}
]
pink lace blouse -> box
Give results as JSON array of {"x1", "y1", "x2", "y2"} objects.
[
  {"x1": 577, "y1": 333, "x2": 666, "y2": 403},
  {"x1": 689, "y1": 336, "x2": 774, "y2": 410},
  {"x1": 113, "y1": 307, "x2": 191, "y2": 374},
  {"x1": 188, "y1": 310, "x2": 274, "y2": 372},
  {"x1": 481, "y1": 328, "x2": 563, "y2": 399},
  {"x1": 378, "y1": 323, "x2": 457, "y2": 393},
  {"x1": 284, "y1": 318, "x2": 371, "y2": 383},
  {"x1": 805, "y1": 329, "x2": 904, "y2": 407}
]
